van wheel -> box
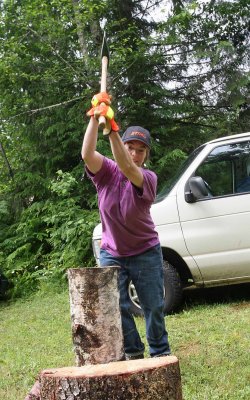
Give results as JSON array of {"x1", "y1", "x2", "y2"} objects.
[
  {"x1": 128, "y1": 261, "x2": 183, "y2": 316},
  {"x1": 128, "y1": 281, "x2": 144, "y2": 317},
  {"x1": 163, "y1": 261, "x2": 183, "y2": 314}
]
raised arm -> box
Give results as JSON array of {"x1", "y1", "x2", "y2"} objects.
[
  {"x1": 109, "y1": 131, "x2": 144, "y2": 189},
  {"x1": 82, "y1": 92, "x2": 143, "y2": 185},
  {"x1": 81, "y1": 117, "x2": 103, "y2": 174}
]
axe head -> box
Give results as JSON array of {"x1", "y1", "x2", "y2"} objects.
[{"x1": 101, "y1": 30, "x2": 109, "y2": 66}]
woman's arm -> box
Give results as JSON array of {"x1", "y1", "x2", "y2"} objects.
[
  {"x1": 81, "y1": 117, "x2": 104, "y2": 174},
  {"x1": 109, "y1": 131, "x2": 144, "y2": 188}
]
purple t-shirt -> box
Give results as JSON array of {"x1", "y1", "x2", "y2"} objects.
[{"x1": 87, "y1": 157, "x2": 159, "y2": 257}]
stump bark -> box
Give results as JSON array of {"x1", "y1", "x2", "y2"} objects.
[
  {"x1": 39, "y1": 356, "x2": 182, "y2": 400},
  {"x1": 68, "y1": 267, "x2": 124, "y2": 366},
  {"x1": 24, "y1": 380, "x2": 40, "y2": 400}
]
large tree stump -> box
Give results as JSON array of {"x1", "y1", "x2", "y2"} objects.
[
  {"x1": 24, "y1": 380, "x2": 40, "y2": 400},
  {"x1": 39, "y1": 356, "x2": 182, "y2": 400},
  {"x1": 68, "y1": 267, "x2": 124, "y2": 366}
]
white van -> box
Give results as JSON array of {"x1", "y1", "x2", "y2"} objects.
[{"x1": 92, "y1": 132, "x2": 250, "y2": 314}]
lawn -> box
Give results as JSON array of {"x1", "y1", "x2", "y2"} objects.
[{"x1": 0, "y1": 284, "x2": 249, "y2": 400}]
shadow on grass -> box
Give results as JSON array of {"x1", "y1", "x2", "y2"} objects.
[{"x1": 182, "y1": 282, "x2": 250, "y2": 310}]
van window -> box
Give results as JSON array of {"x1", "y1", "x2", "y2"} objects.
[
  {"x1": 195, "y1": 141, "x2": 250, "y2": 197},
  {"x1": 156, "y1": 145, "x2": 205, "y2": 202}
]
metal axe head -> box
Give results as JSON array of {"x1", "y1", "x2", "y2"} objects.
[{"x1": 101, "y1": 30, "x2": 109, "y2": 66}]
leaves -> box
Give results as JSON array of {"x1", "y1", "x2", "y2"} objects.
[
  {"x1": 0, "y1": 172, "x2": 99, "y2": 297},
  {"x1": 0, "y1": 0, "x2": 249, "y2": 297}
]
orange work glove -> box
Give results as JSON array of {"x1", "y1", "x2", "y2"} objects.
[
  {"x1": 91, "y1": 92, "x2": 112, "y2": 107},
  {"x1": 87, "y1": 104, "x2": 119, "y2": 133}
]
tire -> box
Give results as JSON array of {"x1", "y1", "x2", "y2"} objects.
[
  {"x1": 162, "y1": 261, "x2": 183, "y2": 314},
  {"x1": 128, "y1": 281, "x2": 144, "y2": 317},
  {"x1": 127, "y1": 261, "x2": 183, "y2": 316}
]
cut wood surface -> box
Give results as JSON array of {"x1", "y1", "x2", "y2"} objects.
[
  {"x1": 68, "y1": 267, "x2": 124, "y2": 366},
  {"x1": 40, "y1": 356, "x2": 182, "y2": 400}
]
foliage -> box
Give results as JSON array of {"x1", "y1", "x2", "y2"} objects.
[
  {"x1": 0, "y1": 171, "x2": 99, "y2": 297},
  {"x1": 0, "y1": 0, "x2": 249, "y2": 296}
]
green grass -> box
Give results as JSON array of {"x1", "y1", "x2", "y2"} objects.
[{"x1": 0, "y1": 285, "x2": 249, "y2": 400}]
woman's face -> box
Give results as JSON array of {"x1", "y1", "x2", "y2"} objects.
[{"x1": 124, "y1": 140, "x2": 148, "y2": 167}]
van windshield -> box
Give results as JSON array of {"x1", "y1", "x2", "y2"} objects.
[{"x1": 155, "y1": 144, "x2": 205, "y2": 203}]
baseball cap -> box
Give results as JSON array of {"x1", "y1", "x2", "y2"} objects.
[{"x1": 122, "y1": 126, "x2": 151, "y2": 149}]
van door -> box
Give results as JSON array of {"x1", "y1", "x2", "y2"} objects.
[{"x1": 177, "y1": 140, "x2": 250, "y2": 285}]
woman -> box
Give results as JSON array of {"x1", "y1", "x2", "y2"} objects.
[{"x1": 81, "y1": 92, "x2": 171, "y2": 359}]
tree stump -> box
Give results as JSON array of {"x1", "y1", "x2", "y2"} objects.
[
  {"x1": 24, "y1": 380, "x2": 40, "y2": 400},
  {"x1": 39, "y1": 356, "x2": 182, "y2": 400},
  {"x1": 67, "y1": 267, "x2": 124, "y2": 366}
]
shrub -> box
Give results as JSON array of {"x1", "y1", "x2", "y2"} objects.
[{"x1": 0, "y1": 171, "x2": 99, "y2": 298}]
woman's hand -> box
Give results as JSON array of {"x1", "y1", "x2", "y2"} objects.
[{"x1": 87, "y1": 92, "x2": 119, "y2": 134}]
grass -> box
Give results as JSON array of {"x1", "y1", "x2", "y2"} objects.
[{"x1": 0, "y1": 284, "x2": 249, "y2": 400}]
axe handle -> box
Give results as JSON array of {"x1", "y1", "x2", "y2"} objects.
[{"x1": 98, "y1": 55, "x2": 109, "y2": 129}]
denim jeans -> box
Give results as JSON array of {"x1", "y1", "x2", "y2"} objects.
[{"x1": 99, "y1": 244, "x2": 171, "y2": 357}]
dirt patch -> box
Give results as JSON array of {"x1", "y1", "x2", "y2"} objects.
[
  {"x1": 229, "y1": 301, "x2": 250, "y2": 311},
  {"x1": 176, "y1": 341, "x2": 201, "y2": 358}
]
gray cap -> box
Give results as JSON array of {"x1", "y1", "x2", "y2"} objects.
[{"x1": 122, "y1": 126, "x2": 151, "y2": 149}]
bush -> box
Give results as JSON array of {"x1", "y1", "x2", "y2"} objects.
[{"x1": 0, "y1": 171, "x2": 99, "y2": 298}]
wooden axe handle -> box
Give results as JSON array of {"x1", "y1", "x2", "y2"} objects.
[{"x1": 98, "y1": 55, "x2": 109, "y2": 129}]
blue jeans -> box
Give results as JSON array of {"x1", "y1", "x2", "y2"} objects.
[{"x1": 100, "y1": 244, "x2": 171, "y2": 357}]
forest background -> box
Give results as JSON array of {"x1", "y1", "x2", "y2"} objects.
[{"x1": 0, "y1": 0, "x2": 249, "y2": 298}]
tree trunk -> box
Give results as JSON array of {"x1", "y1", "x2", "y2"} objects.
[
  {"x1": 39, "y1": 356, "x2": 182, "y2": 400},
  {"x1": 0, "y1": 140, "x2": 14, "y2": 178},
  {"x1": 67, "y1": 267, "x2": 124, "y2": 366},
  {"x1": 71, "y1": 0, "x2": 88, "y2": 58}
]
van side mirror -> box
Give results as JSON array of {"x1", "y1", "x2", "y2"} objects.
[{"x1": 185, "y1": 176, "x2": 210, "y2": 203}]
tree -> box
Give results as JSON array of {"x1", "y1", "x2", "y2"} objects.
[{"x1": 0, "y1": 0, "x2": 249, "y2": 297}]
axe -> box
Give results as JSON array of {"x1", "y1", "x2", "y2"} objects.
[{"x1": 94, "y1": 30, "x2": 110, "y2": 134}]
